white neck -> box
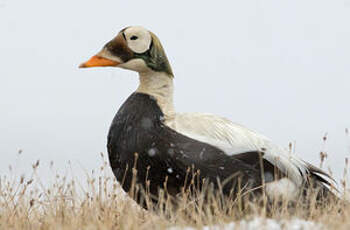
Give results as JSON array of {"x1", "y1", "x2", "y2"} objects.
[{"x1": 136, "y1": 70, "x2": 175, "y2": 119}]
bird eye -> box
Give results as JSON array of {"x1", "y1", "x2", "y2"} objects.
[{"x1": 130, "y1": 35, "x2": 138, "y2": 40}]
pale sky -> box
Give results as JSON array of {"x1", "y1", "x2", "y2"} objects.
[{"x1": 1, "y1": 0, "x2": 350, "y2": 183}]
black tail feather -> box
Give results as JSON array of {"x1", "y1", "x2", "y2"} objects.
[{"x1": 304, "y1": 162, "x2": 339, "y2": 202}]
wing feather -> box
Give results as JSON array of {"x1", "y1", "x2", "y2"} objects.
[{"x1": 165, "y1": 112, "x2": 332, "y2": 187}]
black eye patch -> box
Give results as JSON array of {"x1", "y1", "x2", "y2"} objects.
[{"x1": 130, "y1": 35, "x2": 138, "y2": 40}]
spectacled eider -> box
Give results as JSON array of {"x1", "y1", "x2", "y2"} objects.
[{"x1": 79, "y1": 26, "x2": 337, "y2": 207}]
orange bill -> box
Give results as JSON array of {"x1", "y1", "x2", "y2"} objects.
[{"x1": 79, "y1": 55, "x2": 120, "y2": 68}]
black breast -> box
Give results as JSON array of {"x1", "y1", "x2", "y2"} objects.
[{"x1": 107, "y1": 93, "x2": 264, "y2": 205}]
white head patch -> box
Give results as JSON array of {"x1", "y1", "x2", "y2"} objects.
[{"x1": 124, "y1": 26, "x2": 152, "y2": 54}]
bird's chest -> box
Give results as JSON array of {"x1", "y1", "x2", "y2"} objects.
[
  {"x1": 106, "y1": 93, "x2": 260, "y2": 202},
  {"x1": 106, "y1": 93, "x2": 185, "y2": 196}
]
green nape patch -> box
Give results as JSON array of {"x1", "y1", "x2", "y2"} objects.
[{"x1": 135, "y1": 32, "x2": 174, "y2": 77}]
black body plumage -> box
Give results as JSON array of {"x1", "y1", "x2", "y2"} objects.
[{"x1": 107, "y1": 93, "x2": 274, "y2": 205}]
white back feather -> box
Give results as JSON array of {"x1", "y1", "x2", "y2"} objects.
[{"x1": 165, "y1": 112, "x2": 311, "y2": 186}]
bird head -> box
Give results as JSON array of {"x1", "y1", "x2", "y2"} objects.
[{"x1": 79, "y1": 26, "x2": 173, "y2": 77}]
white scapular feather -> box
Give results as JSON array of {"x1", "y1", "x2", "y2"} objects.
[{"x1": 165, "y1": 113, "x2": 311, "y2": 186}]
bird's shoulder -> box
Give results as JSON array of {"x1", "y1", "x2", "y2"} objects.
[
  {"x1": 165, "y1": 112, "x2": 271, "y2": 154},
  {"x1": 164, "y1": 112, "x2": 312, "y2": 185}
]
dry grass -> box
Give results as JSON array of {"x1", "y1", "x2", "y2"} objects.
[{"x1": 1, "y1": 139, "x2": 350, "y2": 230}]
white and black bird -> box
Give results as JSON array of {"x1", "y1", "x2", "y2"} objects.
[{"x1": 80, "y1": 26, "x2": 336, "y2": 206}]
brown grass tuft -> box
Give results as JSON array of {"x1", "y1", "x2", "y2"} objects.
[{"x1": 1, "y1": 145, "x2": 350, "y2": 230}]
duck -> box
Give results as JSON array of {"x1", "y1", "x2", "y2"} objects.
[{"x1": 79, "y1": 26, "x2": 336, "y2": 207}]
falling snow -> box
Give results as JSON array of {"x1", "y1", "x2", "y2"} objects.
[
  {"x1": 167, "y1": 168, "x2": 173, "y2": 174},
  {"x1": 141, "y1": 117, "x2": 152, "y2": 129},
  {"x1": 199, "y1": 148, "x2": 206, "y2": 159},
  {"x1": 168, "y1": 148, "x2": 175, "y2": 156},
  {"x1": 148, "y1": 148, "x2": 157, "y2": 157}
]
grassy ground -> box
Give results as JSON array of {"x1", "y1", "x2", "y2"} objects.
[{"x1": 1, "y1": 152, "x2": 350, "y2": 230}]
